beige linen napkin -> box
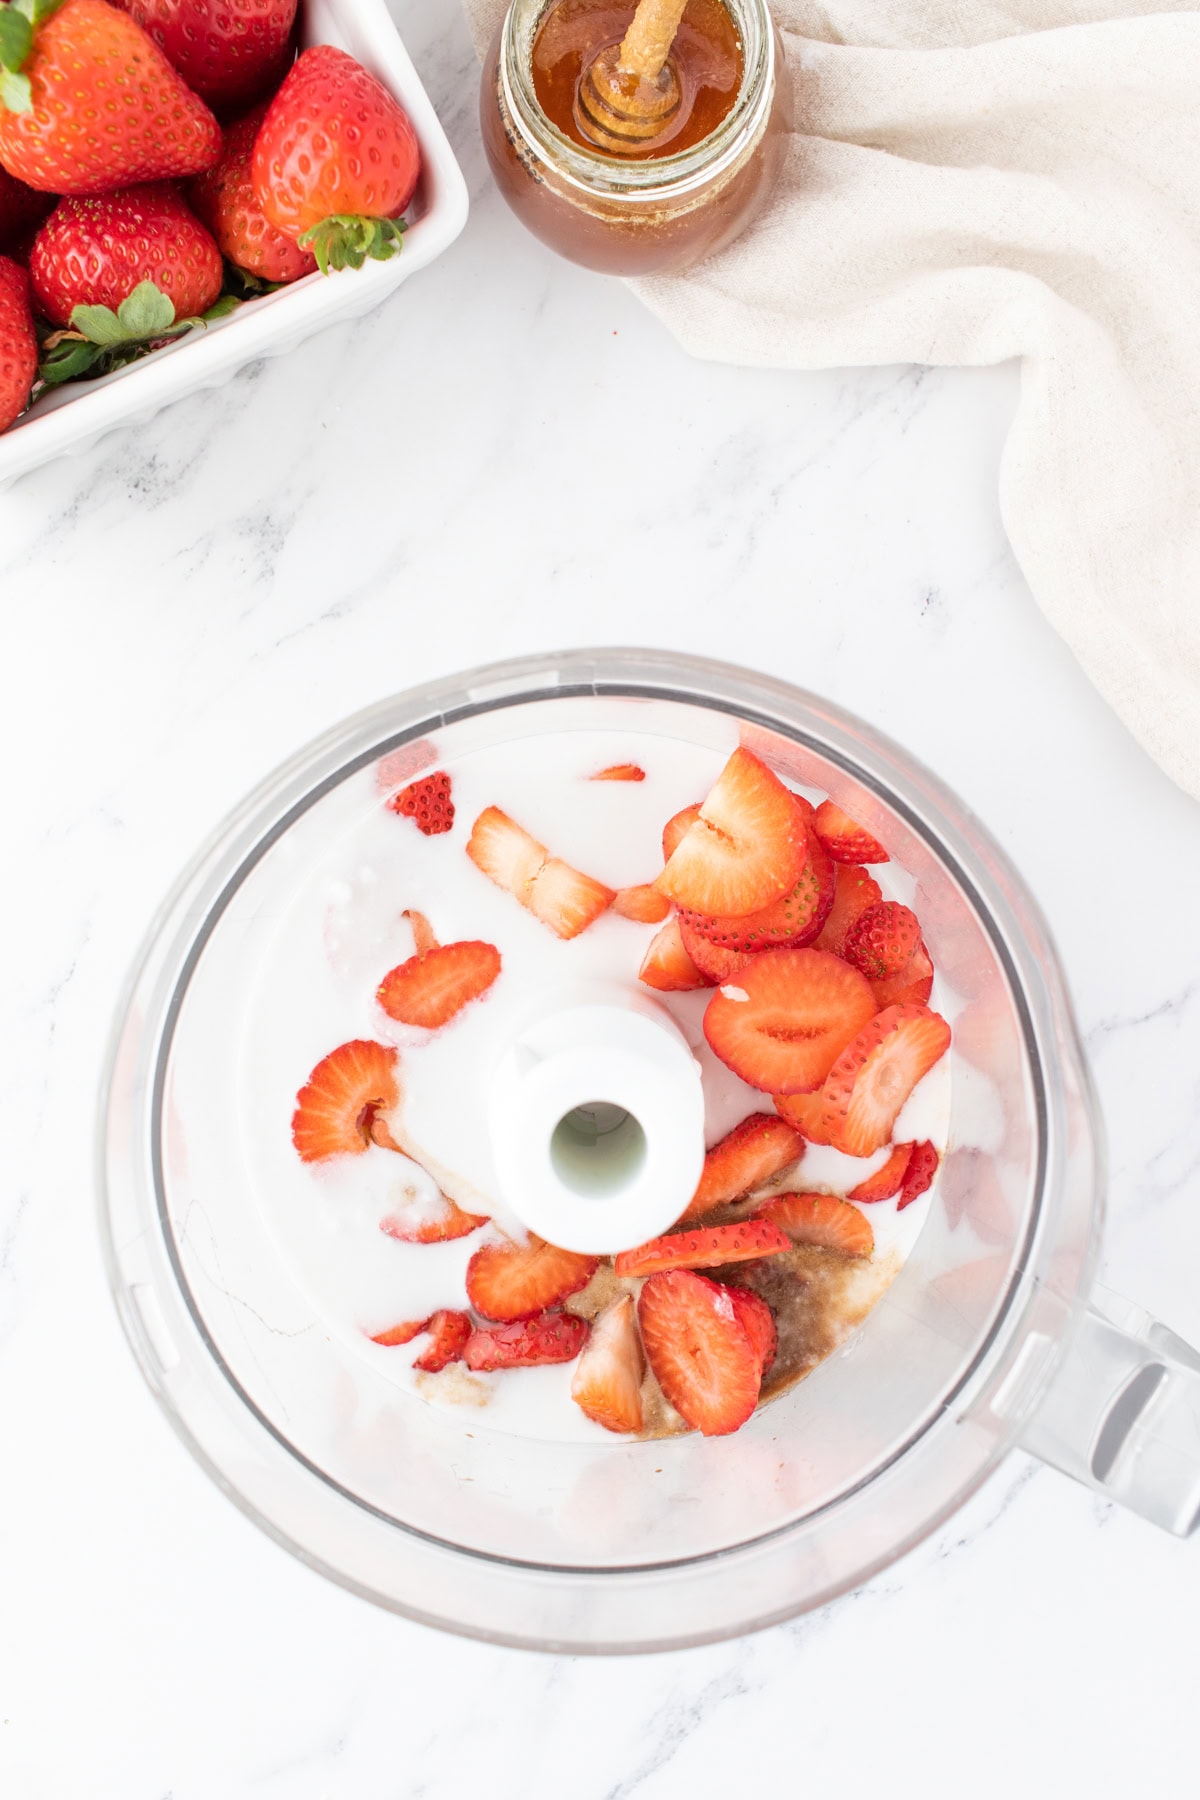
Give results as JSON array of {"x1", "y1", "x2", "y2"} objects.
[{"x1": 465, "y1": 0, "x2": 1200, "y2": 799}]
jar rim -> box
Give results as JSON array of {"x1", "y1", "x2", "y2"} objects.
[{"x1": 499, "y1": 0, "x2": 777, "y2": 202}]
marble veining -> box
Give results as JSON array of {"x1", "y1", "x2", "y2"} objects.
[{"x1": 1, "y1": 0, "x2": 1198, "y2": 1793}]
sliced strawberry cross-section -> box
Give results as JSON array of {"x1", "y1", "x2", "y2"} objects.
[
  {"x1": 681, "y1": 1111, "x2": 806, "y2": 1222},
  {"x1": 848, "y1": 1141, "x2": 916, "y2": 1203},
  {"x1": 291, "y1": 1039, "x2": 400, "y2": 1162},
  {"x1": 379, "y1": 1191, "x2": 488, "y2": 1243},
  {"x1": 870, "y1": 941, "x2": 935, "y2": 1009},
  {"x1": 638, "y1": 1269, "x2": 762, "y2": 1437},
  {"x1": 590, "y1": 763, "x2": 646, "y2": 781},
  {"x1": 466, "y1": 1235, "x2": 599, "y2": 1321},
  {"x1": 466, "y1": 806, "x2": 614, "y2": 939},
  {"x1": 844, "y1": 902, "x2": 922, "y2": 982},
  {"x1": 662, "y1": 802, "x2": 702, "y2": 862},
  {"x1": 570, "y1": 1294, "x2": 645, "y2": 1433},
  {"x1": 389, "y1": 770, "x2": 455, "y2": 835},
  {"x1": 655, "y1": 749, "x2": 808, "y2": 917},
  {"x1": 613, "y1": 883, "x2": 671, "y2": 924},
  {"x1": 814, "y1": 863, "x2": 883, "y2": 956},
  {"x1": 771, "y1": 1090, "x2": 835, "y2": 1144},
  {"x1": 413, "y1": 1310, "x2": 473, "y2": 1372},
  {"x1": 614, "y1": 1216, "x2": 791, "y2": 1279},
  {"x1": 703, "y1": 948, "x2": 877, "y2": 1096},
  {"x1": 813, "y1": 800, "x2": 890, "y2": 865},
  {"x1": 679, "y1": 817, "x2": 834, "y2": 955},
  {"x1": 726, "y1": 1286, "x2": 777, "y2": 1380},
  {"x1": 899, "y1": 1141, "x2": 940, "y2": 1209},
  {"x1": 819, "y1": 1004, "x2": 952, "y2": 1157},
  {"x1": 677, "y1": 915, "x2": 751, "y2": 984},
  {"x1": 755, "y1": 1192, "x2": 874, "y2": 1258},
  {"x1": 463, "y1": 1311, "x2": 590, "y2": 1371},
  {"x1": 638, "y1": 917, "x2": 709, "y2": 992},
  {"x1": 368, "y1": 1318, "x2": 427, "y2": 1347},
  {"x1": 377, "y1": 939, "x2": 501, "y2": 1030}
]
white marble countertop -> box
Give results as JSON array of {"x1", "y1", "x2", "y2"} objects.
[{"x1": 3, "y1": 2, "x2": 1199, "y2": 1793}]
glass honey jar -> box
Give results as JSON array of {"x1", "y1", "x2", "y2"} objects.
[{"x1": 481, "y1": 0, "x2": 787, "y2": 276}]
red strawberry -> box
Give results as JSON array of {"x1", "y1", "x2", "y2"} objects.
[
  {"x1": 681, "y1": 1111, "x2": 806, "y2": 1222},
  {"x1": 813, "y1": 863, "x2": 883, "y2": 956},
  {"x1": 638, "y1": 1270, "x2": 761, "y2": 1437},
  {"x1": 703, "y1": 948, "x2": 877, "y2": 1095},
  {"x1": 412, "y1": 1309, "x2": 473, "y2": 1372},
  {"x1": 570, "y1": 1294, "x2": 644, "y2": 1432},
  {"x1": 188, "y1": 103, "x2": 315, "y2": 284},
  {"x1": 376, "y1": 939, "x2": 501, "y2": 1030},
  {"x1": 0, "y1": 0, "x2": 221, "y2": 194},
  {"x1": 291, "y1": 1039, "x2": 399, "y2": 1162},
  {"x1": 679, "y1": 821, "x2": 834, "y2": 956},
  {"x1": 612, "y1": 883, "x2": 671, "y2": 924},
  {"x1": 662, "y1": 802, "x2": 701, "y2": 862},
  {"x1": 0, "y1": 165, "x2": 52, "y2": 255},
  {"x1": 112, "y1": 0, "x2": 297, "y2": 114},
  {"x1": 30, "y1": 186, "x2": 222, "y2": 328},
  {"x1": 656, "y1": 749, "x2": 808, "y2": 916},
  {"x1": 388, "y1": 769, "x2": 455, "y2": 836},
  {"x1": 813, "y1": 800, "x2": 889, "y2": 865},
  {"x1": 819, "y1": 1005, "x2": 952, "y2": 1157},
  {"x1": 614, "y1": 1216, "x2": 790, "y2": 1279},
  {"x1": 379, "y1": 1193, "x2": 488, "y2": 1244},
  {"x1": 870, "y1": 940, "x2": 935, "y2": 1009},
  {"x1": 843, "y1": 902, "x2": 921, "y2": 982},
  {"x1": 726, "y1": 1286, "x2": 776, "y2": 1378},
  {"x1": 466, "y1": 1235, "x2": 598, "y2": 1322},
  {"x1": 899, "y1": 1140, "x2": 939, "y2": 1209},
  {"x1": 755, "y1": 1192, "x2": 874, "y2": 1258},
  {"x1": 0, "y1": 254, "x2": 35, "y2": 433},
  {"x1": 590, "y1": 763, "x2": 645, "y2": 781},
  {"x1": 401, "y1": 909, "x2": 438, "y2": 956},
  {"x1": 463, "y1": 1311, "x2": 589, "y2": 1371},
  {"x1": 368, "y1": 1318, "x2": 426, "y2": 1347},
  {"x1": 676, "y1": 914, "x2": 750, "y2": 984},
  {"x1": 251, "y1": 45, "x2": 421, "y2": 272},
  {"x1": 466, "y1": 806, "x2": 613, "y2": 939},
  {"x1": 848, "y1": 1141, "x2": 915, "y2": 1203},
  {"x1": 771, "y1": 1090, "x2": 834, "y2": 1144},
  {"x1": 638, "y1": 917, "x2": 708, "y2": 991}
]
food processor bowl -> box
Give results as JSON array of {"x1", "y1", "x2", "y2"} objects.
[{"x1": 99, "y1": 649, "x2": 1200, "y2": 1651}]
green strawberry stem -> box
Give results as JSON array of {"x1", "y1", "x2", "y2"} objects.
[
  {"x1": 297, "y1": 214, "x2": 405, "y2": 277},
  {"x1": 0, "y1": 0, "x2": 66, "y2": 113}
]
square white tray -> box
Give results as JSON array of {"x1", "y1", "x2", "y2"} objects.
[{"x1": 0, "y1": 0, "x2": 469, "y2": 488}]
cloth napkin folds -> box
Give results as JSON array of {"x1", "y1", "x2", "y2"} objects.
[{"x1": 464, "y1": 0, "x2": 1200, "y2": 800}]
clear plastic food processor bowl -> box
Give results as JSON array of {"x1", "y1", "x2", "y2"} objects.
[{"x1": 99, "y1": 649, "x2": 1200, "y2": 1652}]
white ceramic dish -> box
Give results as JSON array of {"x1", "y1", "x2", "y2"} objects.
[{"x1": 0, "y1": 0, "x2": 469, "y2": 488}]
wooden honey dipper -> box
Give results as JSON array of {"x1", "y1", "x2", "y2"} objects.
[{"x1": 573, "y1": 0, "x2": 691, "y2": 155}]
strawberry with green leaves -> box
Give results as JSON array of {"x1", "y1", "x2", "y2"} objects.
[
  {"x1": 251, "y1": 44, "x2": 421, "y2": 274},
  {"x1": 189, "y1": 102, "x2": 317, "y2": 284},
  {"x1": 113, "y1": 0, "x2": 297, "y2": 115},
  {"x1": 31, "y1": 185, "x2": 222, "y2": 325},
  {"x1": 0, "y1": 0, "x2": 221, "y2": 194},
  {"x1": 0, "y1": 250, "x2": 34, "y2": 430}
]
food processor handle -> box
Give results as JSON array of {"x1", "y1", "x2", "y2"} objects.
[{"x1": 1021, "y1": 1286, "x2": 1200, "y2": 1535}]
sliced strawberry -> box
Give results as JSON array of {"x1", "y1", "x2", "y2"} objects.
[
  {"x1": 413, "y1": 1309, "x2": 473, "y2": 1372},
  {"x1": 401, "y1": 909, "x2": 439, "y2": 956},
  {"x1": 756, "y1": 1192, "x2": 874, "y2": 1258},
  {"x1": 678, "y1": 818, "x2": 833, "y2": 955},
  {"x1": 466, "y1": 806, "x2": 613, "y2": 939},
  {"x1": 389, "y1": 770, "x2": 455, "y2": 835},
  {"x1": 814, "y1": 863, "x2": 883, "y2": 956},
  {"x1": 726, "y1": 1286, "x2": 777, "y2": 1378},
  {"x1": 590, "y1": 763, "x2": 646, "y2": 781},
  {"x1": 638, "y1": 1270, "x2": 761, "y2": 1437},
  {"x1": 466, "y1": 1235, "x2": 599, "y2": 1321},
  {"x1": 844, "y1": 903, "x2": 922, "y2": 982},
  {"x1": 570, "y1": 1294, "x2": 645, "y2": 1433},
  {"x1": 614, "y1": 1217, "x2": 791, "y2": 1279},
  {"x1": 291, "y1": 1040, "x2": 400, "y2": 1162},
  {"x1": 848, "y1": 1142, "x2": 915, "y2": 1203},
  {"x1": 813, "y1": 800, "x2": 889, "y2": 864},
  {"x1": 377, "y1": 940, "x2": 501, "y2": 1029},
  {"x1": 463, "y1": 1311, "x2": 590, "y2": 1371},
  {"x1": 870, "y1": 941, "x2": 935, "y2": 1009},
  {"x1": 899, "y1": 1140, "x2": 939, "y2": 1209},
  {"x1": 703, "y1": 948, "x2": 878, "y2": 1095},
  {"x1": 819, "y1": 1005, "x2": 952, "y2": 1157},
  {"x1": 677, "y1": 915, "x2": 751, "y2": 984},
  {"x1": 380, "y1": 1193, "x2": 489, "y2": 1244},
  {"x1": 681, "y1": 1111, "x2": 806, "y2": 1222},
  {"x1": 662, "y1": 802, "x2": 702, "y2": 862},
  {"x1": 638, "y1": 917, "x2": 709, "y2": 991},
  {"x1": 369, "y1": 1318, "x2": 427, "y2": 1347},
  {"x1": 771, "y1": 1090, "x2": 835, "y2": 1144},
  {"x1": 613, "y1": 883, "x2": 671, "y2": 924},
  {"x1": 656, "y1": 749, "x2": 807, "y2": 916}
]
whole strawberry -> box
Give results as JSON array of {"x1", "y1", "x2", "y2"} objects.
[
  {"x1": 111, "y1": 0, "x2": 297, "y2": 115},
  {"x1": 0, "y1": 0, "x2": 222, "y2": 195},
  {"x1": 0, "y1": 164, "x2": 53, "y2": 255},
  {"x1": 30, "y1": 184, "x2": 222, "y2": 326},
  {"x1": 189, "y1": 102, "x2": 314, "y2": 283},
  {"x1": 0, "y1": 253, "x2": 36, "y2": 432},
  {"x1": 251, "y1": 45, "x2": 420, "y2": 273}
]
